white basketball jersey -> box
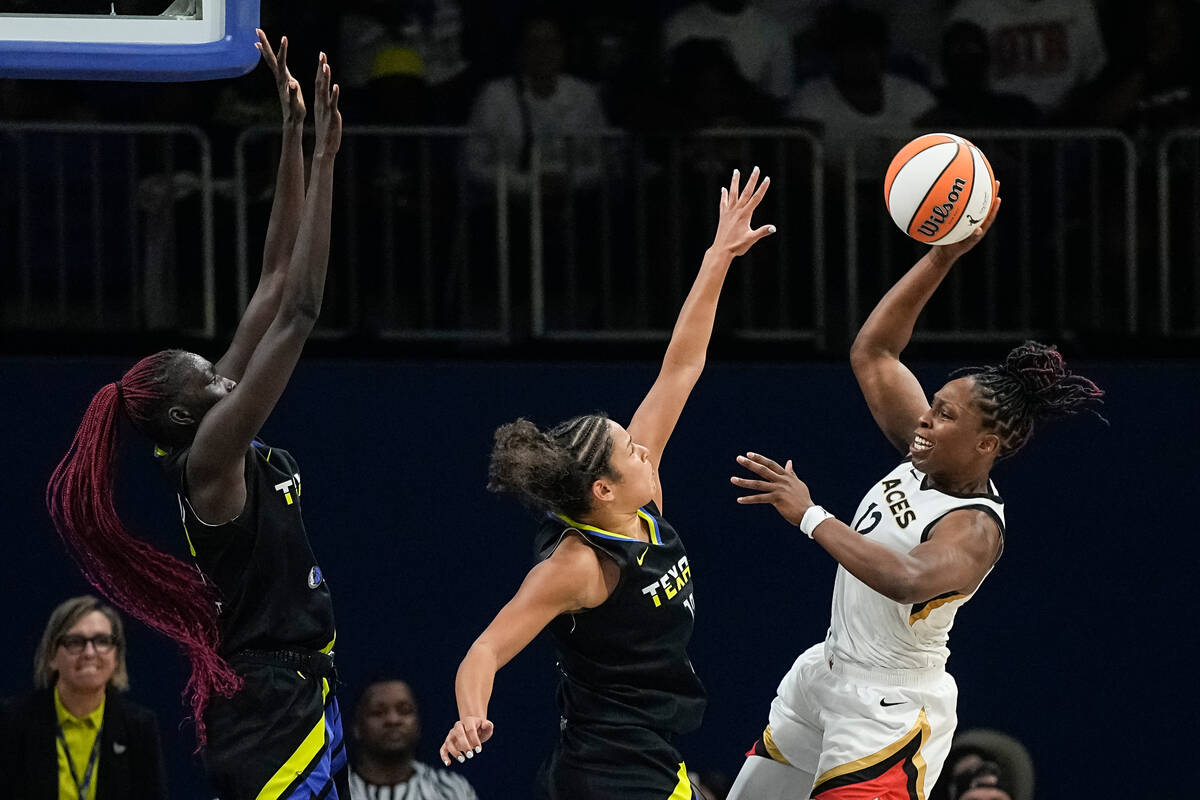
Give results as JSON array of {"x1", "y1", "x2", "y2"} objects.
[{"x1": 826, "y1": 461, "x2": 1005, "y2": 671}]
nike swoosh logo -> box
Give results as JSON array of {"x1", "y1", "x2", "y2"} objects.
[
  {"x1": 637, "y1": 547, "x2": 648, "y2": 565},
  {"x1": 879, "y1": 699, "x2": 904, "y2": 707}
]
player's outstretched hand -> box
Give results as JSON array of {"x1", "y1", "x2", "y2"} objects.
[
  {"x1": 731, "y1": 452, "x2": 814, "y2": 527},
  {"x1": 933, "y1": 180, "x2": 1001, "y2": 263},
  {"x1": 313, "y1": 52, "x2": 342, "y2": 159},
  {"x1": 711, "y1": 166, "x2": 776, "y2": 257},
  {"x1": 440, "y1": 716, "x2": 495, "y2": 766},
  {"x1": 256, "y1": 29, "x2": 305, "y2": 126}
]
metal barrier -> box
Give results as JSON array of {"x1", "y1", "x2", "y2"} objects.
[
  {"x1": 844, "y1": 129, "x2": 1139, "y2": 344},
  {"x1": 0, "y1": 123, "x2": 1171, "y2": 350},
  {"x1": 235, "y1": 125, "x2": 512, "y2": 342},
  {"x1": 1157, "y1": 128, "x2": 1200, "y2": 336},
  {"x1": 523, "y1": 129, "x2": 827, "y2": 347},
  {"x1": 0, "y1": 122, "x2": 215, "y2": 335}
]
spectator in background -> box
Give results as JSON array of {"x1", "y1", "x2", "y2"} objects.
[
  {"x1": 662, "y1": 38, "x2": 778, "y2": 130},
  {"x1": 0, "y1": 596, "x2": 168, "y2": 800},
  {"x1": 465, "y1": 11, "x2": 608, "y2": 197},
  {"x1": 1086, "y1": 0, "x2": 1200, "y2": 138},
  {"x1": 350, "y1": 678, "x2": 478, "y2": 800},
  {"x1": 948, "y1": 0, "x2": 1107, "y2": 123},
  {"x1": 570, "y1": 1, "x2": 666, "y2": 129},
  {"x1": 786, "y1": 5, "x2": 935, "y2": 178},
  {"x1": 919, "y1": 21, "x2": 1043, "y2": 128},
  {"x1": 848, "y1": 0, "x2": 960, "y2": 86},
  {"x1": 338, "y1": 0, "x2": 475, "y2": 124},
  {"x1": 930, "y1": 729, "x2": 1035, "y2": 800},
  {"x1": 663, "y1": 0, "x2": 795, "y2": 112}
]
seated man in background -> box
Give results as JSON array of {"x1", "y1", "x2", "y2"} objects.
[
  {"x1": 0, "y1": 595, "x2": 168, "y2": 800},
  {"x1": 351, "y1": 677, "x2": 478, "y2": 800}
]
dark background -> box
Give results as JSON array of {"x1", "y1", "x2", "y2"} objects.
[{"x1": 4, "y1": 356, "x2": 1193, "y2": 797}]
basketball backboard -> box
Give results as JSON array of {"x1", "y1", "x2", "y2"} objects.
[{"x1": 0, "y1": 0, "x2": 260, "y2": 81}]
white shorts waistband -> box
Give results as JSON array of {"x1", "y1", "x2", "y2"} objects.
[{"x1": 823, "y1": 645, "x2": 947, "y2": 690}]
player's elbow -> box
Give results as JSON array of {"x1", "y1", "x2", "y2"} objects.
[
  {"x1": 278, "y1": 298, "x2": 322, "y2": 328},
  {"x1": 849, "y1": 337, "x2": 895, "y2": 374}
]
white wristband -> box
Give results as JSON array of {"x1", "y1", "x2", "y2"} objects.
[{"x1": 799, "y1": 505, "x2": 834, "y2": 538}]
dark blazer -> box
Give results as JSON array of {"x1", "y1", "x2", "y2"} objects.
[{"x1": 0, "y1": 686, "x2": 168, "y2": 800}]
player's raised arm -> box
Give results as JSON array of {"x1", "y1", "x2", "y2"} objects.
[
  {"x1": 440, "y1": 537, "x2": 611, "y2": 766},
  {"x1": 215, "y1": 30, "x2": 308, "y2": 382},
  {"x1": 187, "y1": 52, "x2": 341, "y2": 523},
  {"x1": 850, "y1": 185, "x2": 1001, "y2": 453},
  {"x1": 627, "y1": 167, "x2": 775, "y2": 509}
]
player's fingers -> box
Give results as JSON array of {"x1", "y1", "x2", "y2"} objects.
[
  {"x1": 730, "y1": 475, "x2": 775, "y2": 491},
  {"x1": 750, "y1": 224, "x2": 777, "y2": 243},
  {"x1": 747, "y1": 173, "x2": 770, "y2": 208},
  {"x1": 331, "y1": 83, "x2": 340, "y2": 110},
  {"x1": 735, "y1": 454, "x2": 779, "y2": 479},
  {"x1": 728, "y1": 168, "x2": 741, "y2": 200},
  {"x1": 463, "y1": 721, "x2": 484, "y2": 752},
  {"x1": 735, "y1": 493, "x2": 777, "y2": 504},
  {"x1": 738, "y1": 166, "x2": 760, "y2": 203},
  {"x1": 741, "y1": 451, "x2": 787, "y2": 475},
  {"x1": 479, "y1": 719, "x2": 495, "y2": 743},
  {"x1": 719, "y1": 186, "x2": 728, "y2": 211},
  {"x1": 277, "y1": 36, "x2": 288, "y2": 71},
  {"x1": 736, "y1": 454, "x2": 781, "y2": 478},
  {"x1": 445, "y1": 724, "x2": 471, "y2": 763}
]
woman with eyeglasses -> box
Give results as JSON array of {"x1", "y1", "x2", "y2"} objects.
[{"x1": 0, "y1": 595, "x2": 168, "y2": 800}]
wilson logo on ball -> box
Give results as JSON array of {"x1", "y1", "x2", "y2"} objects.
[{"x1": 916, "y1": 177, "x2": 967, "y2": 238}]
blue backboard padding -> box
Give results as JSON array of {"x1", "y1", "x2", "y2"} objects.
[{"x1": 0, "y1": 0, "x2": 259, "y2": 82}]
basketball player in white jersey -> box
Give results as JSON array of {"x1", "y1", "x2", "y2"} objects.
[{"x1": 725, "y1": 185, "x2": 1104, "y2": 799}]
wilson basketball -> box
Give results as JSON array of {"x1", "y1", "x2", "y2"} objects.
[{"x1": 884, "y1": 133, "x2": 994, "y2": 245}]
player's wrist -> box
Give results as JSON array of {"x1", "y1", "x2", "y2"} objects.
[{"x1": 798, "y1": 504, "x2": 834, "y2": 538}]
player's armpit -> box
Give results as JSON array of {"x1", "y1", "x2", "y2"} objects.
[{"x1": 907, "y1": 508, "x2": 1002, "y2": 599}]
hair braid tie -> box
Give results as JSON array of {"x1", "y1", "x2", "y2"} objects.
[{"x1": 114, "y1": 380, "x2": 125, "y2": 406}]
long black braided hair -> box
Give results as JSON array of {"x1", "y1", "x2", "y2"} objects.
[
  {"x1": 487, "y1": 413, "x2": 617, "y2": 519},
  {"x1": 955, "y1": 341, "x2": 1105, "y2": 459}
]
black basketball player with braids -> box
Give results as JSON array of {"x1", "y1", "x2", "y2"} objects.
[
  {"x1": 440, "y1": 168, "x2": 776, "y2": 799},
  {"x1": 727, "y1": 184, "x2": 1105, "y2": 800}
]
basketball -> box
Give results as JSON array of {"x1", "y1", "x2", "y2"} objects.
[{"x1": 883, "y1": 133, "x2": 994, "y2": 245}]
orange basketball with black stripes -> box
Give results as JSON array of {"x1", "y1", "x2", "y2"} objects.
[{"x1": 883, "y1": 132, "x2": 994, "y2": 245}]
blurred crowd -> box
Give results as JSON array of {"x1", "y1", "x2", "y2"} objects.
[
  {"x1": 2, "y1": 0, "x2": 1197, "y2": 152},
  {"x1": 2, "y1": 0, "x2": 1197, "y2": 343}
]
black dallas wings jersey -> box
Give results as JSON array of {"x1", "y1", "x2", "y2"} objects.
[
  {"x1": 535, "y1": 503, "x2": 707, "y2": 735},
  {"x1": 828, "y1": 460, "x2": 1005, "y2": 671},
  {"x1": 160, "y1": 440, "x2": 336, "y2": 657}
]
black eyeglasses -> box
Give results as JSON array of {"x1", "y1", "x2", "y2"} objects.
[{"x1": 57, "y1": 634, "x2": 118, "y2": 654}]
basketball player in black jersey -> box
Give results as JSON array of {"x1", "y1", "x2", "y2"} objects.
[
  {"x1": 46, "y1": 34, "x2": 348, "y2": 799},
  {"x1": 438, "y1": 168, "x2": 776, "y2": 799}
]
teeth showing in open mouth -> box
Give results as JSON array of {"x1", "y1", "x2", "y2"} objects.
[{"x1": 912, "y1": 434, "x2": 934, "y2": 451}]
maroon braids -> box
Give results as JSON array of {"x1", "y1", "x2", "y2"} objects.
[
  {"x1": 45, "y1": 350, "x2": 241, "y2": 746},
  {"x1": 957, "y1": 341, "x2": 1106, "y2": 458}
]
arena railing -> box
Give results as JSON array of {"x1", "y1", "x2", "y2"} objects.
[
  {"x1": 1156, "y1": 128, "x2": 1200, "y2": 337},
  {"x1": 519, "y1": 128, "x2": 828, "y2": 348},
  {"x1": 235, "y1": 124, "x2": 514, "y2": 343},
  {"x1": 235, "y1": 126, "x2": 828, "y2": 347},
  {"x1": 0, "y1": 122, "x2": 215, "y2": 337},
  {"x1": 842, "y1": 128, "x2": 1139, "y2": 345}
]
